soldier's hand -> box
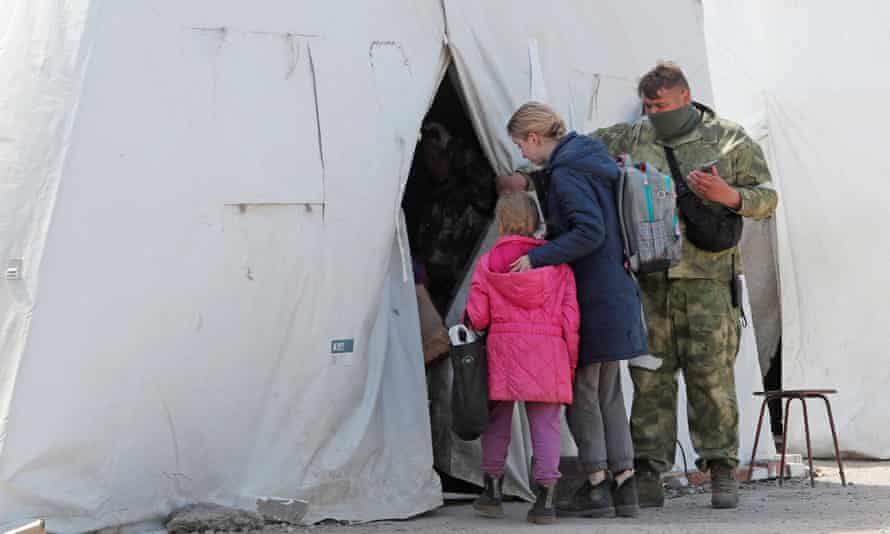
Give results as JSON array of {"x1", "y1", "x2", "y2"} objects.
[
  {"x1": 510, "y1": 255, "x2": 532, "y2": 272},
  {"x1": 496, "y1": 173, "x2": 529, "y2": 195},
  {"x1": 687, "y1": 167, "x2": 742, "y2": 210}
]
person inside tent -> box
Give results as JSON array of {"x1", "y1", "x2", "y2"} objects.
[{"x1": 405, "y1": 122, "x2": 498, "y2": 316}]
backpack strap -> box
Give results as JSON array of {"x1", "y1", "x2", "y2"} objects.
[
  {"x1": 616, "y1": 164, "x2": 632, "y2": 268},
  {"x1": 614, "y1": 157, "x2": 637, "y2": 282}
]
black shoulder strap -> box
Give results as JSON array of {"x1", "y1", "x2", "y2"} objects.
[{"x1": 663, "y1": 145, "x2": 690, "y2": 196}]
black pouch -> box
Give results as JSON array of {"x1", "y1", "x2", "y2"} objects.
[
  {"x1": 449, "y1": 319, "x2": 489, "y2": 441},
  {"x1": 664, "y1": 146, "x2": 743, "y2": 253}
]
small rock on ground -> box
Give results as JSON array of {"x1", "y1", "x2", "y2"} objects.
[{"x1": 167, "y1": 503, "x2": 265, "y2": 534}]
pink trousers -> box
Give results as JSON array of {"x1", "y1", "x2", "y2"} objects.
[{"x1": 480, "y1": 401, "x2": 562, "y2": 485}]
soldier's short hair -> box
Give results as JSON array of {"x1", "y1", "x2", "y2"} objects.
[
  {"x1": 638, "y1": 61, "x2": 690, "y2": 100},
  {"x1": 496, "y1": 192, "x2": 540, "y2": 238}
]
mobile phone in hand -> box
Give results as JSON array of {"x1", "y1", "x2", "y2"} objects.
[{"x1": 698, "y1": 159, "x2": 719, "y2": 173}]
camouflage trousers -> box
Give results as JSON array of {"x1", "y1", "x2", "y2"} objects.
[{"x1": 630, "y1": 276, "x2": 741, "y2": 474}]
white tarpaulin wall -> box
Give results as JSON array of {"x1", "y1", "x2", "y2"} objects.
[
  {"x1": 0, "y1": 1, "x2": 774, "y2": 531},
  {"x1": 705, "y1": 0, "x2": 890, "y2": 459},
  {"x1": 0, "y1": 2, "x2": 447, "y2": 531}
]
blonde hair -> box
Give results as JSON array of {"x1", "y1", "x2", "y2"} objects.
[
  {"x1": 496, "y1": 192, "x2": 540, "y2": 237},
  {"x1": 506, "y1": 102, "x2": 567, "y2": 140}
]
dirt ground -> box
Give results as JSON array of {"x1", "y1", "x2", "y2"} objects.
[{"x1": 282, "y1": 461, "x2": 890, "y2": 534}]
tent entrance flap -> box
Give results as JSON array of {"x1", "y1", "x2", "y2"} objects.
[
  {"x1": 402, "y1": 67, "x2": 498, "y2": 318},
  {"x1": 402, "y1": 67, "x2": 512, "y2": 495}
]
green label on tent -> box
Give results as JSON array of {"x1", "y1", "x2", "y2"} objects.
[{"x1": 331, "y1": 339, "x2": 354, "y2": 354}]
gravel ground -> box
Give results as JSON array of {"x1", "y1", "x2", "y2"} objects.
[{"x1": 271, "y1": 461, "x2": 890, "y2": 534}]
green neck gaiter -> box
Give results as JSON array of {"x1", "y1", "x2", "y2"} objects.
[{"x1": 649, "y1": 104, "x2": 701, "y2": 140}]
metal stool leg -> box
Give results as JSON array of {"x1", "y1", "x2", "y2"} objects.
[
  {"x1": 779, "y1": 397, "x2": 794, "y2": 486},
  {"x1": 748, "y1": 397, "x2": 770, "y2": 482},
  {"x1": 819, "y1": 395, "x2": 847, "y2": 486},
  {"x1": 800, "y1": 398, "x2": 815, "y2": 487}
]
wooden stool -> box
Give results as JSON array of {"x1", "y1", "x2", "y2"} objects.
[{"x1": 748, "y1": 389, "x2": 846, "y2": 487}]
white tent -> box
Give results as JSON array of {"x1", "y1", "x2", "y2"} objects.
[
  {"x1": 705, "y1": 0, "x2": 890, "y2": 460},
  {"x1": 1, "y1": 1, "x2": 772, "y2": 531}
]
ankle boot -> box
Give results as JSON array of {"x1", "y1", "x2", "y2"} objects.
[
  {"x1": 473, "y1": 474, "x2": 504, "y2": 518},
  {"x1": 612, "y1": 474, "x2": 640, "y2": 517},
  {"x1": 636, "y1": 469, "x2": 665, "y2": 509},
  {"x1": 526, "y1": 483, "x2": 557, "y2": 524},
  {"x1": 710, "y1": 463, "x2": 739, "y2": 509},
  {"x1": 557, "y1": 478, "x2": 614, "y2": 517}
]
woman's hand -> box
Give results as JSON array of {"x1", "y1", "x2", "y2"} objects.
[{"x1": 510, "y1": 255, "x2": 532, "y2": 272}]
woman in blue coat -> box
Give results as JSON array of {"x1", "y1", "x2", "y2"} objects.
[{"x1": 508, "y1": 102, "x2": 647, "y2": 519}]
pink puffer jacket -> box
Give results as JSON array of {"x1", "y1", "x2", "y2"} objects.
[{"x1": 465, "y1": 236, "x2": 580, "y2": 404}]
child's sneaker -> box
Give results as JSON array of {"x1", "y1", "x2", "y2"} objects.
[
  {"x1": 526, "y1": 483, "x2": 557, "y2": 524},
  {"x1": 473, "y1": 474, "x2": 504, "y2": 518}
]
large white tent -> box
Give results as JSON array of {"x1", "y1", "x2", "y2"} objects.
[
  {"x1": 2, "y1": 1, "x2": 776, "y2": 531},
  {"x1": 704, "y1": 0, "x2": 890, "y2": 460}
]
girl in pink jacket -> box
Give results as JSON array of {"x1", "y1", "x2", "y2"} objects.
[{"x1": 465, "y1": 192, "x2": 581, "y2": 524}]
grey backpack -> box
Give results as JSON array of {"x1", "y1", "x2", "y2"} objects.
[{"x1": 615, "y1": 154, "x2": 682, "y2": 274}]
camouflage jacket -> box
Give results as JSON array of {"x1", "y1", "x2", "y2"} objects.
[
  {"x1": 410, "y1": 138, "x2": 496, "y2": 307},
  {"x1": 594, "y1": 103, "x2": 778, "y2": 281},
  {"x1": 417, "y1": 182, "x2": 492, "y2": 281}
]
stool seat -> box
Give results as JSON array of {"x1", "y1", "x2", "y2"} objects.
[
  {"x1": 754, "y1": 389, "x2": 837, "y2": 397},
  {"x1": 748, "y1": 389, "x2": 846, "y2": 487}
]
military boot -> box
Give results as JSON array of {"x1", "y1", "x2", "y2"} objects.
[
  {"x1": 636, "y1": 469, "x2": 665, "y2": 508},
  {"x1": 710, "y1": 463, "x2": 739, "y2": 509},
  {"x1": 473, "y1": 474, "x2": 504, "y2": 518},
  {"x1": 526, "y1": 483, "x2": 557, "y2": 525},
  {"x1": 557, "y1": 479, "x2": 614, "y2": 517}
]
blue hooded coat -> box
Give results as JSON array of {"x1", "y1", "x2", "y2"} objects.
[{"x1": 528, "y1": 132, "x2": 648, "y2": 364}]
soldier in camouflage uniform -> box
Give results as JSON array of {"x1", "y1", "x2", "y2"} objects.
[
  {"x1": 593, "y1": 62, "x2": 778, "y2": 509},
  {"x1": 405, "y1": 122, "x2": 497, "y2": 315}
]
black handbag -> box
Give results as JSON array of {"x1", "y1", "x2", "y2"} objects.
[
  {"x1": 664, "y1": 146, "x2": 742, "y2": 253},
  {"x1": 449, "y1": 319, "x2": 489, "y2": 441}
]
